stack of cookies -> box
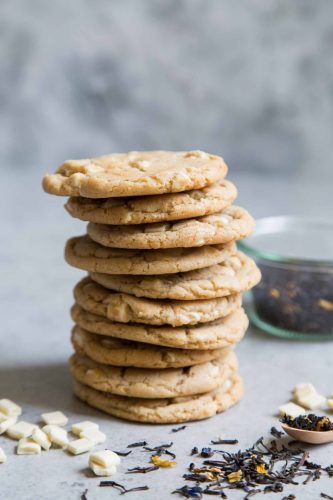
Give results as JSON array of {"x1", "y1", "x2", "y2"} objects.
[{"x1": 43, "y1": 150, "x2": 260, "y2": 424}]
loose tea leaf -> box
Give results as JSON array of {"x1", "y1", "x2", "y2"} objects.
[
  {"x1": 113, "y1": 450, "x2": 132, "y2": 457},
  {"x1": 211, "y1": 438, "x2": 238, "y2": 445},
  {"x1": 127, "y1": 440, "x2": 148, "y2": 448},
  {"x1": 127, "y1": 465, "x2": 159, "y2": 474},
  {"x1": 270, "y1": 426, "x2": 284, "y2": 439},
  {"x1": 172, "y1": 485, "x2": 203, "y2": 498},
  {"x1": 99, "y1": 481, "x2": 149, "y2": 494},
  {"x1": 200, "y1": 448, "x2": 214, "y2": 458},
  {"x1": 81, "y1": 489, "x2": 88, "y2": 500},
  {"x1": 172, "y1": 425, "x2": 187, "y2": 433}
]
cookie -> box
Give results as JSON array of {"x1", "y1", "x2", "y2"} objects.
[
  {"x1": 69, "y1": 350, "x2": 237, "y2": 398},
  {"x1": 90, "y1": 251, "x2": 261, "y2": 300},
  {"x1": 73, "y1": 371, "x2": 243, "y2": 423},
  {"x1": 74, "y1": 277, "x2": 241, "y2": 327},
  {"x1": 42, "y1": 150, "x2": 228, "y2": 198},
  {"x1": 65, "y1": 179, "x2": 237, "y2": 225},
  {"x1": 71, "y1": 304, "x2": 249, "y2": 350},
  {"x1": 71, "y1": 326, "x2": 227, "y2": 369},
  {"x1": 87, "y1": 206, "x2": 255, "y2": 250},
  {"x1": 65, "y1": 235, "x2": 236, "y2": 275}
]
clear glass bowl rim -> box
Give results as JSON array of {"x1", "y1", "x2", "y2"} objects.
[{"x1": 238, "y1": 215, "x2": 333, "y2": 268}]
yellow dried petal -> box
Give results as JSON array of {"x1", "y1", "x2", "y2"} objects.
[
  {"x1": 256, "y1": 463, "x2": 268, "y2": 475},
  {"x1": 151, "y1": 455, "x2": 176, "y2": 468},
  {"x1": 227, "y1": 470, "x2": 243, "y2": 483},
  {"x1": 318, "y1": 299, "x2": 333, "y2": 311}
]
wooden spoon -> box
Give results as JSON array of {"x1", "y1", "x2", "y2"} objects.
[{"x1": 281, "y1": 423, "x2": 333, "y2": 444}]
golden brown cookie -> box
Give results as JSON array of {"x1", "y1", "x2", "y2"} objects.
[
  {"x1": 65, "y1": 235, "x2": 236, "y2": 275},
  {"x1": 87, "y1": 206, "x2": 255, "y2": 249},
  {"x1": 74, "y1": 277, "x2": 241, "y2": 327},
  {"x1": 71, "y1": 304, "x2": 249, "y2": 350},
  {"x1": 65, "y1": 180, "x2": 237, "y2": 224},
  {"x1": 71, "y1": 325, "x2": 227, "y2": 368},
  {"x1": 69, "y1": 350, "x2": 237, "y2": 398},
  {"x1": 73, "y1": 371, "x2": 243, "y2": 423},
  {"x1": 43, "y1": 150, "x2": 228, "y2": 198},
  {"x1": 90, "y1": 252, "x2": 261, "y2": 300}
]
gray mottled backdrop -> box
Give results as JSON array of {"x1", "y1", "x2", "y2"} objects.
[{"x1": 1, "y1": 0, "x2": 333, "y2": 178}]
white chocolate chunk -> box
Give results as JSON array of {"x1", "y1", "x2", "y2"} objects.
[
  {"x1": 67, "y1": 438, "x2": 95, "y2": 455},
  {"x1": 7, "y1": 421, "x2": 37, "y2": 440},
  {"x1": 294, "y1": 383, "x2": 317, "y2": 400},
  {"x1": 327, "y1": 398, "x2": 333, "y2": 410},
  {"x1": 0, "y1": 416, "x2": 17, "y2": 435},
  {"x1": 90, "y1": 463, "x2": 117, "y2": 477},
  {"x1": 17, "y1": 438, "x2": 41, "y2": 455},
  {"x1": 297, "y1": 393, "x2": 326, "y2": 410},
  {"x1": 43, "y1": 425, "x2": 68, "y2": 448},
  {"x1": 0, "y1": 399, "x2": 22, "y2": 417},
  {"x1": 80, "y1": 428, "x2": 106, "y2": 445},
  {"x1": 41, "y1": 411, "x2": 68, "y2": 426},
  {"x1": 89, "y1": 450, "x2": 121, "y2": 469},
  {"x1": 0, "y1": 447, "x2": 6, "y2": 463},
  {"x1": 31, "y1": 427, "x2": 51, "y2": 451},
  {"x1": 279, "y1": 402, "x2": 305, "y2": 418},
  {"x1": 0, "y1": 412, "x2": 8, "y2": 422},
  {"x1": 72, "y1": 420, "x2": 99, "y2": 436}
]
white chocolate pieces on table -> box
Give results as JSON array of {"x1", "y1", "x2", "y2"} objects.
[
  {"x1": 0, "y1": 399, "x2": 22, "y2": 418},
  {"x1": 41, "y1": 411, "x2": 68, "y2": 427},
  {"x1": 293, "y1": 383, "x2": 326, "y2": 410},
  {"x1": 67, "y1": 438, "x2": 95, "y2": 455},
  {"x1": 17, "y1": 438, "x2": 41, "y2": 455},
  {"x1": 42, "y1": 425, "x2": 69, "y2": 448},
  {"x1": 89, "y1": 450, "x2": 121, "y2": 477},
  {"x1": 279, "y1": 402, "x2": 306, "y2": 418},
  {"x1": 0, "y1": 448, "x2": 6, "y2": 463},
  {"x1": 72, "y1": 420, "x2": 99, "y2": 436}
]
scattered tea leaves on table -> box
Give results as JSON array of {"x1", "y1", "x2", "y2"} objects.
[
  {"x1": 190, "y1": 447, "x2": 198, "y2": 456},
  {"x1": 173, "y1": 432, "x2": 333, "y2": 498}
]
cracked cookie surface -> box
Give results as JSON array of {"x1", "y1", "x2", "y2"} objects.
[
  {"x1": 71, "y1": 304, "x2": 248, "y2": 350},
  {"x1": 65, "y1": 179, "x2": 237, "y2": 224},
  {"x1": 43, "y1": 150, "x2": 227, "y2": 198},
  {"x1": 74, "y1": 277, "x2": 241, "y2": 327},
  {"x1": 65, "y1": 235, "x2": 236, "y2": 275},
  {"x1": 87, "y1": 206, "x2": 255, "y2": 249},
  {"x1": 69, "y1": 350, "x2": 237, "y2": 398},
  {"x1": 90, "y1": 251, "x2": 261, "y2": 300},
  {"x1": 73, "y1": 370, "x2": 243, "y2": 423},
  {"x1": 71, "y1": 325, "x2": 227, "y2": 369}
]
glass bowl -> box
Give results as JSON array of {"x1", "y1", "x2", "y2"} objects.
[{"x1": 238, "y1": 216, "x2": 333, "y2": 341}]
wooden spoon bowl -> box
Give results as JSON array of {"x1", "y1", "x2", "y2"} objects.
[{"x1": 281, "y1": 423, "x2": 333, "y2": 444}]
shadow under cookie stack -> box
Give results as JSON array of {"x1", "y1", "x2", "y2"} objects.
[{"x1": 43, "y1": 150, "x2": 260, "y2": 424}]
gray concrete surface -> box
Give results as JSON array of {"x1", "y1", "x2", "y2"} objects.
[
  {"x1": 1, "y1": 0, "x2": 333, "y2": 178},
  {"x1": 1, "y1": 170, "x2": 333, "y2": 499}
]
